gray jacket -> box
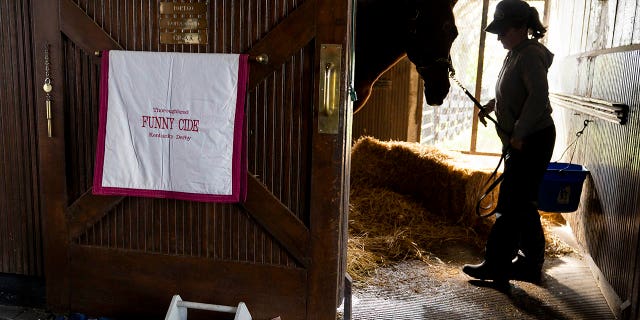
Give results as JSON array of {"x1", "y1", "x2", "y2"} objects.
[{"x1": 494, "y1": 39, "x2": 554, "y2": 147}]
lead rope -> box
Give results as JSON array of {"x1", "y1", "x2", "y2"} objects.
[
  {"x1": 448, "y1": 71, "x2": 505, "y2": 133},
  {"x1": 476, "y1": 153, "x2": 506, "y2": 218},
  {"x1": 448, "y1": 69, "x2": 509, "y2": 218}
]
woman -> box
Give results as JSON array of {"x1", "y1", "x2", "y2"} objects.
[{"x1": 462, "y1": 0, "x2": 555, "y2": 284}]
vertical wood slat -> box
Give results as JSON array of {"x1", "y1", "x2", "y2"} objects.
[
  {"x1": 551, "y1": 0, "x2": 640, "y2": 53},
  {"x1": 353, "y1": 58, "x2": 419, "y2": 142},
  {"x1": 634, "y1": 0, "x2": 640, "y2": 44},
  {"x1": 571, "y1": 0, "x2": 586, "y2": 54},
  {"x1": 246, "y1": 48, "x2": 310, "y2": 219},
  {"x1": 612, "y1": 0, "x2": 637, "y2": 47},
  {"x1": 0, "y1": 0, "x2": 43, "y2": 276},
  {"x1": 76, "y1": 197, "x2": 301, "y2": 268}
]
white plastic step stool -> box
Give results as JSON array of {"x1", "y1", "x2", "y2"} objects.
[{"x1": 165, "y1": 295, "x2": 252, "y2": 320}]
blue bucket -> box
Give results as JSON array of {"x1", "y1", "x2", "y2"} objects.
[{"x1": 537, "y1": 162, "x2": 589, "y2": 213}]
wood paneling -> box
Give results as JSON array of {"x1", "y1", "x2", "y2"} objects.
[
  {"x1": 69, "y1": 245, "x2": 306, "y2": 319},
  {"x1": 0, "y1": 0, "x2": 43, "y2": 277},
  {"x1": 547, "y1": 0, "x2": 640, "y2": 56},
  {"x1": 246, "y1": 44, "x2": 313, "y2": 220},
  {"x1": 62, "y1": 40, "x2": 101, "y2": 202},
  {"x1": 353, "y1": 57, "x2": 422, "y2": 142}
]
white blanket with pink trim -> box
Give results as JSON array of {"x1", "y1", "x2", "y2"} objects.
[{"x1": 93, "y1": 50, "x2": 248, "y2": 202}]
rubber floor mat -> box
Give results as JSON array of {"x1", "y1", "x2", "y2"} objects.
[{"x1": 347, "y1": 252, "x2": 614, "y2": 320}]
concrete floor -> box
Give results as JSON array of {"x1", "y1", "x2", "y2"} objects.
[{"x1": 0, "y1": 305, "x2": 52, "y2": 320}]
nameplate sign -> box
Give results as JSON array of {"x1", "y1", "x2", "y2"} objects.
[
  {"x1": 159, "y1": 2, "x2": 207, "y2": 15},
  {"x1": 159, "y1": 18, "x2": 207, "y2": 30},
  {"x1": 160, "y1": 31, "x2": 207, "y2": 45}
]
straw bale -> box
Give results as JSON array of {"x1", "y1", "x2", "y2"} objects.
[
  {"x1": 351, "y1": 136, "x2": 499, "y2": 226},
  {"x1": 348, "y1": 136, "x2": 574, "y2": 281}
]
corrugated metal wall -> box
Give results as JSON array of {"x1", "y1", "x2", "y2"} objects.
[
  {"x1": 0, "y1": 0, "x2": 43, "y2": 277},
  {"x1": 546, "y1": 0, "x2": 640, "y2": 319},
  {"x1": 352, "y1": 57, "x2": 422, "y2": 142}
]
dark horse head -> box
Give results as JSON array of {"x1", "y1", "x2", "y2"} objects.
[
  {"x1": 354, "y1": 0, "x2": 458, "y2": 113},
  {"x1": 405, "y1": 0, "x2": 458, "y2": 106}
]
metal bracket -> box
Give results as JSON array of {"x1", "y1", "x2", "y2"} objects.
[{"x1": 318, "y1": 44, "x2": 342, "y2": 134}]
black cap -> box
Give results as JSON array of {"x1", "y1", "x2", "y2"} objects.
[{"x1": 485, "y1": 0, "x2": 531, "y2": 34}]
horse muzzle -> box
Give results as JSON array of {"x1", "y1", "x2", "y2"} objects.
[
  {"x1": 423, "y1": 78, "x2": 450, "y2": 106},
  {"x1": 416, "y1": 64, "x2": 452, "y2": 106}
]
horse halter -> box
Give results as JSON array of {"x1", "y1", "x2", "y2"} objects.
[{"x1": 415, "y1": 56, "x2": 456, "y2": 78}]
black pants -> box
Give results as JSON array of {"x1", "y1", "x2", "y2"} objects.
[{"x1": 485, "y1": 124, "x2": 556, "y2": 266}]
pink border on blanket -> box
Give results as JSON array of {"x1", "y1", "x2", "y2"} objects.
[{"x1": 93, "y1": 51, "x2": 249, "y2": 203}]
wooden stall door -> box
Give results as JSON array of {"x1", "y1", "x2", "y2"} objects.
[{"x1": 32, "y1": 0, "x2": 351, "y2": 319}]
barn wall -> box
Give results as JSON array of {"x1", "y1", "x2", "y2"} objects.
[
  {"x1": 0, "y1": 0, "x2": 43, "y2": 277},
  {"x1": 352, "y1": 57, "x2": 422, "y2": 142},
  {"x1": 546, "y1": 0, "x2": 640, "y2": 319}
]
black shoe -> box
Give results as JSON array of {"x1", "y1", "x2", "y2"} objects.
[
  {"x1": 462, "y1": 261, "x2": 509, "y2": 283},
  {"x1": 510, "y1": 254, "x2": 543, "y2": 284}
]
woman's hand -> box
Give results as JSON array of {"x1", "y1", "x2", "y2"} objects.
[
  {"x1": 478, "y1": 99, "x2": 496, "y2": 126},
  {"x1": 478, "y1": 109, "x2": 490, "y2": 126},
  {"x1": 509, "y1": 137, "x2": 524, "y2": 150}
]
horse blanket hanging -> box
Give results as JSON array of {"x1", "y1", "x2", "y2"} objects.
[{"x1": 93, "y1": 50, "x2": 249, "y2": 203}]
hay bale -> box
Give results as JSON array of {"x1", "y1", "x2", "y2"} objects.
[{"x1": 351, "y1": 136, "x2": 499, "y2": 226}]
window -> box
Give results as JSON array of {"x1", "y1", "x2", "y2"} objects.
[{"x1": 421, "y1": 0, "x2": 547, "y2": 154}]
